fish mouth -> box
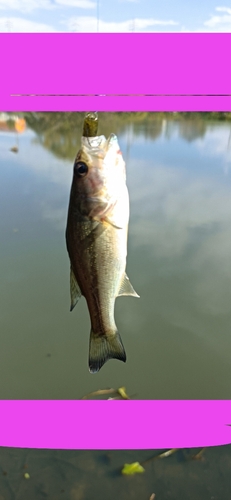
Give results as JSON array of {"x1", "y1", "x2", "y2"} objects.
[
  {"x1": 82, "y1": 111, "x2": 119, "y2": 156},
  {"x1": 81, "y1": 133, "x2": 118, "y2": 154},
  {"x1": 81, "y1": 135, "x2": 106, "y2": 158}
]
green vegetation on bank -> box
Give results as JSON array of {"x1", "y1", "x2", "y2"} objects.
[{"x1": 6, "y1": 112, "x2": 230, "y2": 161}]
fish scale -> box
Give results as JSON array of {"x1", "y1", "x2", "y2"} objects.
[{"x1": 66, "y1": 113, "x2": 139, "y2": 373}]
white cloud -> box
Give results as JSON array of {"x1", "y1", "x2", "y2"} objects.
[
  {"x1": 0, "y1": 0, "x2": 95, "y2": 10},
  {"x1": 55, "y1": 0, "x2": 95, "y2": 8},
  {"x1": 203, "y1": 5, "x2": 231, "y2": 31},
  {"x1": 216, "y1": 6, "x2": 231, "y2": 14},
  {"x1": 0, "y1": 16, "x2": 55, "y2": 31},
  {"x1": 0, "y1": 0, "x2": 52, "y2": 11},
  {"x1": 64, "y1": 16, "x2": 178, "y2": 32},
  {"x1": 128, "y1": 157, "x2": 231, "y2": 317},
  {"x1": 195, "y1": 125, "x2": 231, "y2": 174}
]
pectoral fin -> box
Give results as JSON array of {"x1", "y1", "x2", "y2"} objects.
[
  {"x1": 89, "y1": 198, "x2": 123, "y2": 229},
  {"x1": 70, "y1": 267, "x2": 82, "y2": 311},
  {"x1": 102, "y1": 216, "x2": 123, "y2": 229},
  {"x1": 117, "y1": 273, "x2": 140, "y2": 298}
]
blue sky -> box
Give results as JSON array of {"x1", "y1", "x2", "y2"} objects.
[{"x1": 0, "y1": 0, "x2": 231, "y2": 32}]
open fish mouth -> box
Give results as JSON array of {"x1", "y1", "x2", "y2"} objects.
[
  {"x1": 82, "y1": 133, "x2": 120, "y2": 160},
  {"x1": 82, "y1": 112, "x2": 121, "y2": 160}
]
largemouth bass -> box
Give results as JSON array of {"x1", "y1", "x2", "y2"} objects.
[{"x1": 66, "y1": 113, "x2": 139, "y2": 373}]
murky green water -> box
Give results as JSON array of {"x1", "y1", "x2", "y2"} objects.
[
  {"x1": 1, "y1": 112, "x2": 231, "y2": 399},
  {"x1": 0, "y1": 445, "x2": 230, "y2": 500}
]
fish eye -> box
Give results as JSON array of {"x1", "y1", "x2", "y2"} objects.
[{"x1": 74, "y1": 161, "x2": 88, "y2": 177}]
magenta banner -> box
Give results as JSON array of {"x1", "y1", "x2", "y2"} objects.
[
  {"x1": 0, "y1": 401, "x2": 230, "y2": 449},
  {"x1": 1, "y1": 96, "x2": 231, "y2": 111},
  {"x1": 1, "y1": 33, "x2": 231, "y2": 111},
  {"x1": 1, "y1": 33, "x2": 231, "y2": 450}
]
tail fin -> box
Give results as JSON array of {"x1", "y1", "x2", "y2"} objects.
[{"x1": 89, "y1": 329, "x2": 126, "y2": 374}]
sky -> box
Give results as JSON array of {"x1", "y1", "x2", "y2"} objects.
[{"x1": 0, "y1": 0, "x2": 231, "y2": 32}]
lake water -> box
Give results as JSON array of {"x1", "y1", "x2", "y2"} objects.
[
  {"x1": 1, "y1": 112, "x2": 231, "y2": 399},
  {"x1": 0, "y1": 444, "x2": 230, "y2": 500}
]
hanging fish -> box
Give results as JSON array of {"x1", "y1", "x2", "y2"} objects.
[{"x1": 66, "y1": 112, "x2": 139, "y2": 373}]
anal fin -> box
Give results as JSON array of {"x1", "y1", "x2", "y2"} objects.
[
  {"x1": 70, "y1": 267, "x2": 82, "y2": 311},
  {"x1": 117, "y1": 273, "x2": 140, "y2": 298}
]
